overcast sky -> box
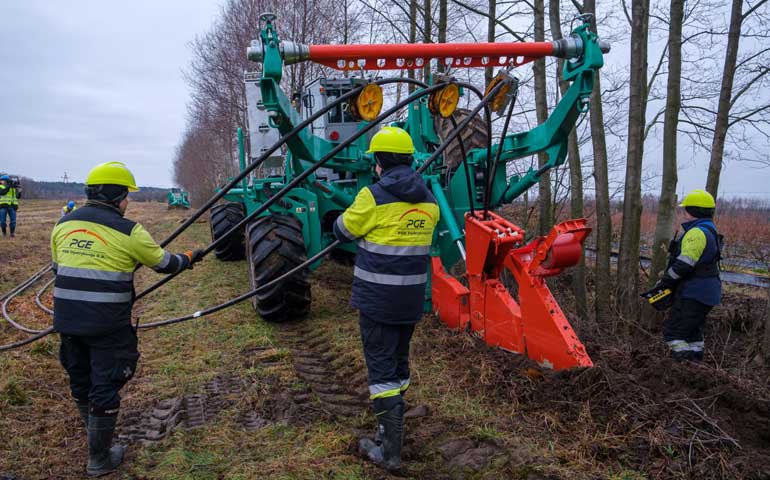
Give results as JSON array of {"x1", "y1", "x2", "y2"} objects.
[
  {"x1": 0, "y1": 1, "x2": 767, "y2": 198},
  {"x1": 0, "y1": 1, "x2": 221, "y2": 188}
]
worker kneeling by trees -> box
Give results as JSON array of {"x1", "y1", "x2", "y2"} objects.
[
  {"x1": 50, "y1": 162, "x2": 204, "y2": 476},
  {"x1": 643, "y1": 189, "x2": 723, "y2": 362},
  {"x1": 333, "y1": 126, "x2": 439, "y2": 470}
]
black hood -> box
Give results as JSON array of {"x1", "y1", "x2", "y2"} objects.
[{"x1": 378, "y1": 164, "x2": 432, "y2": 203}]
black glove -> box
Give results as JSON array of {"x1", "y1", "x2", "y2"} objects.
[
  {"x1": 640, "y1": 282, "x2": 674, "y2": 311},
  {"x1": 184, "y1": 249, "x2": 205, "y2": 268}
]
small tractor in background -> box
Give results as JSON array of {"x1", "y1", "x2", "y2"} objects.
[
  {"x1": 208, "y1": 13, "x2": 609, "y2": 370},
  {"x1": 167, "y1": 188, "x2": 191, "y2": 209}
]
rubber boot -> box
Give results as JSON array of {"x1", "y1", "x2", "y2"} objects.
[
  {"x1": 359, "y1": 403, "x2": 404, "y2": 471},
  {"x1": 9, "y1": 225, "x2": 14, "y2": 237},
  {"x1": 76, "y1": 401, "x2": 89, "y2": 428},
  {"x1": 86, "y1": 414, "x2": 125, "y2": 476}
]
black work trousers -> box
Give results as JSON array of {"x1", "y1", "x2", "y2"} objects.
[
  {"x1": 359, "y1": 312, "x2": 415, "y2": 411},
  {"x1": 58, "y1": 325, "x2": 139, "y2": 414},
  {"x1": 663, "y1": 295, "x2": 712, "y2": 361}
]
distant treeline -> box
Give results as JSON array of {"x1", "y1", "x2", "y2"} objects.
[{"x1": 16, "y1": 178, "x2": 167, "y2": 202}]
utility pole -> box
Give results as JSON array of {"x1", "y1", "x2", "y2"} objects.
[{"x1": 62, "y1": 172, "x2": 69, "y2": 183}]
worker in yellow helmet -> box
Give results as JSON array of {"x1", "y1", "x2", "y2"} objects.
[
  {"x1": 642, "y1": 189, "x2": 722, "y2": 362},
  {"x1": 50, "y1": 162, "x2": 204, "y2": 476},
  {"x1": 333, "y1": 126, "x2": 439, "y2": 471}
]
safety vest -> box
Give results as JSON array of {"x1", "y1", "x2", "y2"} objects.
[
  {"x1": 62, "y1": 205, "x2": 77, "y2": 216},
  {"x1": 0, "y1": 187, "x2": 18, "y2": 207},
  {"x1": 333, "y1": 165, "x2": 439, "y2": 324},
  {"x1": 666, "y1": 218, "x2": 722, "y2": 306},
  {"x1": 51, "y1": 204, "x2": 189, "y2": 335}
]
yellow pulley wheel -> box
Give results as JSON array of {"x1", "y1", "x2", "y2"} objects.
[
  {"x1": 353, "y1": 83, "x2": 383, "y2": 122},
  {"x1": 485, "y1": 73, "x2": 514, "y2": 115},
  {"x1": 431, "y1": 83, "x2": 460, "y2": 118}
]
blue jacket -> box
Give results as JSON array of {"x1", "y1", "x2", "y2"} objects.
[
  {"x1": 665, "y1": 218, "x2": 722, "y2": 306},
  {"x1": 333, "y1": 165, "x2": 439, "y2": 324}
]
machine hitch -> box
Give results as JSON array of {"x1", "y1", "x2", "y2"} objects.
[{"x1": 431, "y1": 213, "x2": 593, "y2": 370}]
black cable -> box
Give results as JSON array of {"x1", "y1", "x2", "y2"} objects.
[
  {"x1": 135, "y1": 82, "x2": 449, "y2": 305},
  {"x1": 417, "y1": 80, "x2": 505, "y2": 175},
  {"x1": 154, "y1": 77, "x2": 429, "y2": 251},
  {"x1": 35, "y1": 277, "x2": 54, "y2": 315},
  {"x1": 1, "y1": 268, "x2": 52, "y2": 334},
  {"x1": 483, "y1": 87, "x2": 518, "y2": 218},
  {"x1": 0, "y1": 328, "x2": 55, "y2": 352},
  {"x1": 449, "y1": 116, "x2": 475, "y2": 217},
  {"x1": 139, "y1": 241, "x2": 340, "y2": 329}
]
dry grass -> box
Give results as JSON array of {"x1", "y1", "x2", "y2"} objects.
[{"x1": 1, "y1": 200, "x2": 768, "y2": 480}]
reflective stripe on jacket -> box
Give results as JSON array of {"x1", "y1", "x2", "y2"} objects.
[
  {"x1": 333, "y1": 165, "x2": 439, "y2": 324},
  {"x1": 50, "y1": 204, "x2": 190, "y2": 335},
  {"x1": 666, "y1": 218, "x2": 721, "y2": 306},
  {"x1": 0, "y1": 187, "x2": 18, "y2": 206}
]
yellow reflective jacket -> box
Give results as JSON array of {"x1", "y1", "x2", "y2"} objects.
[
  {"x1": 333, "y1": 165, "x2": 439, "y2": 323},
  {"x1": 51, "y1": 203, "x2": 190, "y2": 335}
]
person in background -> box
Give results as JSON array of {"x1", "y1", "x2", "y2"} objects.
[
  {"x1": 0, "y1": 175, "x2": 20, "y2": 237},
  {"x1": 643, "y1": 189, "x2": 722, "y2": 362},
  {"x1": 62, "y1": 200, "x2": 77, "y2": 217},
  {"x1": 51, "y1": 161, "x2": 204, "y2": 476}
]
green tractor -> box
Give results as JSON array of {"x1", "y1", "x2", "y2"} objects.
[
  {"x1": 167, "y1": 188, "x2": 191, "y2": 209},
  {"x1": 208, "y1": 13, "x2": 609, "y2": 369}
]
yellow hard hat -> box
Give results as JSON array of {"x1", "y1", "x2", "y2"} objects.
[
  {"x1": 679, "y1": 189, "x2": 715, "y2": 208},
  {"x1": 366, "y1": 126, "x2": 415, "y2": 154},
  {"x1": 85, "y1": 162, "x2": 139, "y2": 192}
]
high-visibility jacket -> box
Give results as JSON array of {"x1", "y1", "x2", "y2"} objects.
[
  {"x1": 51, "y1": 204, "x2": 190, "y2": 335},
  {"x1": 664, "y1": 218, "x2": 722, "y2": 306},
  {"x1": 333, "y1": 165, "x2": 439, "y2": 324},
  {"x1": 0, "y1": 186, "x2": 18, "y2": 207},
  {"x1": 62, "y1": 205, "x2": 77, "y2": 216}
]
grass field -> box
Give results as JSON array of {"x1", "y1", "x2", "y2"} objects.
[{"x1": 1, "y1": 200, "x2": 769, "y2": 479}]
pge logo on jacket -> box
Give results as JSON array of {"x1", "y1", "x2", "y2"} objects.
[
  {"x1": 63, "y1": 229, "x2": 108, "y2": 249},
  {"x1": 397, "y1": 208, "x2": 435, "y2": 236}
]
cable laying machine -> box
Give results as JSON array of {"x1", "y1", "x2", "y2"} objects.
[{"x1": 209, "y1": 13, "x2": 610, "y2": 370}]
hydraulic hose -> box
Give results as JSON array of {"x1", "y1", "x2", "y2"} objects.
[
  {"x1": 0, "y1": 328, "x2": 55, "y2": 352},
  {"x1": 483, "y1": 90, "x2": 518, "y2": 218},
  {"x1": 138, "y1": 241, "x2": 340, "y2": 329},
  {"x1": 135, "y1": 81, "x2": 449, "y2": 305}
]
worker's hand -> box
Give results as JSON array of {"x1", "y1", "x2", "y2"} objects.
[{"x1": 184, "y1": 249, "x2": 205, "y2": 268}]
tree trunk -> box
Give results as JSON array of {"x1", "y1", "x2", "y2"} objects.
[
  {"x1": 705, "y1": 0, "x2": 742, "y2": 199},
  {"x1": 617, "y1": 0, "x2": 650, "y2": 323},
  {"x1": 485, "y1": 0, "x2": 497, "y2": 88},
  {"x1": 437, "y1": 0, "x2": 447, "y2": 72},
  {"x1": 534, "y1": 0, "x2": 552, "y2": 236},
  {"x1": 649, "y1": 0, "x2": 684, "y2": 287},
  {"x1": 763, "y1": 286, "x2": 770, "y2": 363},
  {"x1": 550, "y1": 0, "x2": 587, "y2": 321},
  {"x1": 583, "y1": 0, "x2": 612, "y2": 324},
  {"x1": 408, "y1": 0, "x2": 418, "y2": 92},
  {"x1": 423, "y1": 0, "x2": 433, "y2": 82}
]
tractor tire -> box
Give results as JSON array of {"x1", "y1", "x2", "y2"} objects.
[
  {"x1": 246, "y1": 214, "x2": 311, "y2": 322},
  {"x1": 433, "y1": 107, "x2": 489, "y2": 172},
  {"x1": 209, "y1": 203, "x2": 246, "y2": 261}
]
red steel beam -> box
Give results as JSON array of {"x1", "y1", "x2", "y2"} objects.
[{"x1": 308, "y1": 41, "x2": 556, "y2": 71}]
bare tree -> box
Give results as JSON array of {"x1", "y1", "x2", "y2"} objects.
[
  {"x1": 580, "y1": 0, "x2": 614, "y2": 324},
  {"x1": 617, "y1": 0, "x2": 650, "y2": 322},
  {"x1": 705, "y1": 0, "x2": 770, "y2": 197},
  {"x1": 649, "y1": 0, "x2": 684, "y2": 286},
  {"x1": 550, "y1": 0, "x2": 587, "y2": 321},
  {"x1": 486, "y1": 0, "x2": 497, "y2": 88},
  {"x1": 534, "y1": 0, "x2": 552, "y2": 236}
]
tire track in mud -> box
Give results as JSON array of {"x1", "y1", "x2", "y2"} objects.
[
  {"x1": 116, "y1": 323, "x2": 370, "y2": 446},
  {"x1": 275, "y1": 321, "x2": 370, "y2": 419}
]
